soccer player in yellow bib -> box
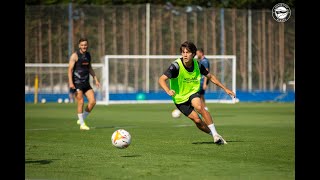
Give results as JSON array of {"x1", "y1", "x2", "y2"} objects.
[{"x1": 158, "y1": 41, "x2": 236, "y2": 144}]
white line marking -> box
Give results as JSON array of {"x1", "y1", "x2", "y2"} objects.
[{"x1": 173, "y1": 124, "x2": 193, "y2": 127}]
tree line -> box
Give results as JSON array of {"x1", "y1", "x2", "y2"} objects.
[
  {"x1": 25, "y1": 4, "x2": 295, "y2": 92},
  {"x1": 25, "y1": 0, "x2": 295, "y2": 9}
]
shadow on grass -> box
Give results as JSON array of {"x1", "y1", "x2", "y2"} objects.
[
  {"x1": 93, "y1": 126, "x2": 115, "y2": 129},
  {"x1": 25, "y1": 159, "x2": 59, "y2": 165},
  {"x1": 192, "y1": 140, "x2": 245, "y2": 145},
  {"x1": 192, "y1": 141, "x2": 215, "y2": 144},
  {"x1": 120, "y1": 155, "x2": 141, "y2": 158}
]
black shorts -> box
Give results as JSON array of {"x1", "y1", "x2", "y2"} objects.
[
  {"x1": 199, "y1": 89, "x2": 205, "y2": 95},
  {"x1": 174, "y1": 92, "x2": 201, "y2": 117},
  {"x1": 70, "y1": 82, "x2": 92, "y2": 94}
]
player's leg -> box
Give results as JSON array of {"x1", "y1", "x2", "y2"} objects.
[
  {"x1": 188, "y1": 111, "x2": 211, "y2": 134},
  {"x1": 199, "y1": 90, "x2": 208, "y2": 111},
  {"x1": 190, "y1": 95, "x2": 214, "y2": 130},
  {"x1": 175, "y1": 102, "x2": 211, "y2": 134},
  {"x1": 83, "y1": 88, "x2": 96, "y2": 120},
  {"x1": 74, "y1": 90, "x2": 86, "y2": 125},
  {"x1": 74, "y1": 84, "x2": 90, "y2": 130},
  {"x1": 190, "y1": 94, "x2": 227, "y2": 144},
  {"x1": 69, "y1": 93, "x2": 74, "y2": 103}
]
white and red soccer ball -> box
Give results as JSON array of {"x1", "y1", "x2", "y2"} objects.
[{"x1": 111, "y1": 129, "x2": 131, "y2": 149}]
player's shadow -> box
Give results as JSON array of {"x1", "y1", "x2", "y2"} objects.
[
  {"x1": 192, "y1": 140, "x2": 244, "y2": 144},
  {"x1": 192, "y1": 141, "x2": 215, "y2": 144},
  {"x1": 121, "y1": 155, "x2": 141, "y2": 158},
  {"x1": 25, "y1": 159, "x2": 59, "y2": 165}
]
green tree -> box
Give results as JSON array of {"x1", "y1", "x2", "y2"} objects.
[{"x1": 26, "y1": 0, "x2": 295, "y2": 9}]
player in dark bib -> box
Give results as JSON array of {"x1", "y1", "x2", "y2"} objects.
[
  {"x1": 196, "y1": 48, "x2": 210, "y2": 112},
  {"x1": 68, "y1": 38, "x2": 100, "y2": 130}
]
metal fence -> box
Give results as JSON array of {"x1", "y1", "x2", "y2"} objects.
[{"x1": 25, "y1": 3, "x2": 295, "y2": 92}]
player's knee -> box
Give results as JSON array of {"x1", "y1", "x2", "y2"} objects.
[
  {"x1": 194, "y1": 105, "x2": 203, "y2": 113},
  {"x1": 77, "y1": 98, "x2": 84, "y2": 105},
  {"x1": 89, "y1": 99, "x2": 96, "y2": 106}
]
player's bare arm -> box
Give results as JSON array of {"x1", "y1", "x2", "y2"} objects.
[
  {"x1": 68, "y1": 53, "x2": 78, "y2": 89},
  {"x1": 203, "y1": 68, "x2": 209, "y2": 90},
  {"x1": 206, "y1": 73, "x2": 236, "y2": 98},
  {"x1": 158, "y1": 74, "x2": 175, "y2": 96},
  {"x1": 88, "y1": 63, "x2": 100, "y2": 88}
]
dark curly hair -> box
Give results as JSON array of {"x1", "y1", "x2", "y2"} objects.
[{"x1": 180, "y1": 41, "x2": 197, "y2": 55}]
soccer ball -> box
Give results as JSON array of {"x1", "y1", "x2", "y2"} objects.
[
  {"x1": 111, "y1": 129, "x2": 131, "y2": 149},
  {"x1": 57, "y1": 98, "x2": 63, "y2": 103},
  {"x1": 64, "y1": 98, "x2": 70, "y2": 103},
  {"x1": 171, "y1": 109, "x2": 181, "y2": 118},
  {"x1": 41, "y1": 98, "x2": 46, "y2": 104}
]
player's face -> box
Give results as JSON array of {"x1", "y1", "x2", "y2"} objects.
[
  {"x1": 79, "y1": 41, "x2": 88, "y2": 53},
  {"x1": 196, "y1": 51, "x2": 203, "y2": 59},
  {"x1": 181, "y1": 48, "x2": 194, "y2": 64}
]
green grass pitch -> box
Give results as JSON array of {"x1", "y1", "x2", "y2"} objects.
[{"x1": 25, "y1": 102, "x2": 294, "y2": 179}]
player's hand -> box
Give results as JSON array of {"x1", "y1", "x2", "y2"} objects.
[
  {"x1": 166, "y1": 89, "x2": 175, "y2": 96},
  {"x1": 203, "y1": 84, "x2": 208, "y2": 90},
  {"x1": 69, "y1": 83, "x2": 75, "y2": 89},
  {"x1": 225, "y1": 89, "x2": 236, "y2": 98},
  {"x1": 96, "y1": 81, "x2": 101, "y2": 88}
]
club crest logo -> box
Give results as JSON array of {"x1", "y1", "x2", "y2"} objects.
[{"x1": 272, "y1": 3, "x2": 291, "y2": 22}]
